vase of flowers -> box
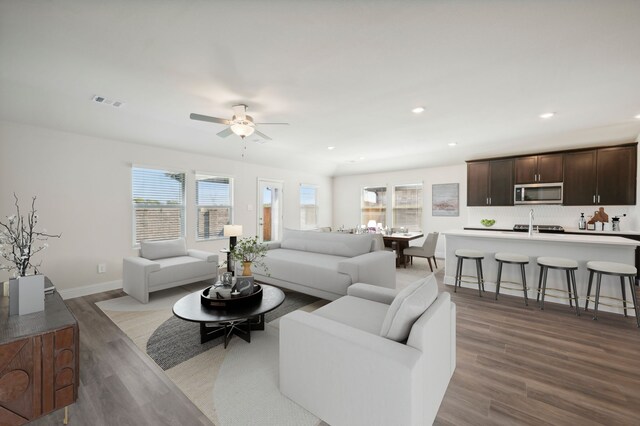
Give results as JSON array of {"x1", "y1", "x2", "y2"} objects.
[
  {"x1": 230, "y1": 236, "x2": 268, "y2": 276},
  {"x1": 0, "y1": 194, "x2": 60, "y2": 315}
]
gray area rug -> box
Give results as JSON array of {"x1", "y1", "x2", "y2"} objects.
[{"x1": 147, "y1": 289, "x2": 319, "y2": 370}]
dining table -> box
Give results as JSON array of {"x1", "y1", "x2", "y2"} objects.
[{"x1": 382, "y1": 232, "x2": 424, "y2": 267}]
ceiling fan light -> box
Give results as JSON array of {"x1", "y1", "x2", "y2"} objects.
[{"x1": 230, "y1": 121, "x2": 255, "y2": 138}]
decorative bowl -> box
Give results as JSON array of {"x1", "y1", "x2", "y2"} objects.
[{"x1": 480, "y1": 219, "x2": 496, "y2": 227}]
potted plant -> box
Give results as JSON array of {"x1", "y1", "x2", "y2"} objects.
[
  {"x1": 230, "y1": 236, "x2": 268, "y2": 276},
  {"x1": 0, "y1": 194, "x2": 60, "y2": 315}
]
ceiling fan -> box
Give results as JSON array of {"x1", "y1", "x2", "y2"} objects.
[{"x1": 190, "y1": 104, "x2": 288, "y2": 140}]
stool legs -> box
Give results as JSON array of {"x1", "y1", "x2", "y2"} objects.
[
  {"x1": 521, "y1": 264, "x2": 528, "y2": 306},
  {"x1": 628, "y1": 276, "x2": 640, "y2": 327},
  {"x1": 454, "y1": 257, "x2": 462, "y2": 293},
  {"x1": 585, "y1": 271, "x2": 594, "y2": 311},
  {"x1": 539, "y1": 266, "x2": 548, "y2": 310},
  {"x1": 565, "y1": 270, "x2": 573, "y2": 308},
  {"x1": 495, "y1": 261, "x2": 503, "y2": 300},
  {"x1": 570, "y1": 270, "x2": 580, "y2": 316},
  {"x1": 475, "y1": 258, "x2": 483, "y2": 297},
  {"x1": 537, "y1": 266, "x2": 544, "y2": 303},
  {"x1": 620, "y1": 277, "x2": 628, "y2": 318},
  {"x1": 593, "y1": 273, "x2": 603, "y2": 320}
]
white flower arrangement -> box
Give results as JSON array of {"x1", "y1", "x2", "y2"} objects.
[{"x1": 0, "y1": 194, "x2": 61, "y2": 277}]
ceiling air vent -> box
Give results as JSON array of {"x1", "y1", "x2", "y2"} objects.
[{"x1": 92, "y1": 95, "x2": 124, "y2": 108}]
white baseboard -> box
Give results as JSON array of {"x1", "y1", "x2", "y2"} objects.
[{"x1": 58, "y1": 279, "x2": 122, "y2": 300}]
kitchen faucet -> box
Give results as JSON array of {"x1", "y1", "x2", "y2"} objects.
[{"x1": 528, "y1": 209, "x2": 534, "y2": 236}]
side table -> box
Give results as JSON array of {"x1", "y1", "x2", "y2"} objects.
[{"x1": 0, "y1": 288, "x2": 79, "y2": 425}]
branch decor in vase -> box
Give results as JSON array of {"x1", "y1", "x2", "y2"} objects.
[
  {"x1": 0, "y1": 194, "x2": 61, "y2": 315},
  {"x1": 230, "y1": 236, "x2": 269, "y2": 276}
]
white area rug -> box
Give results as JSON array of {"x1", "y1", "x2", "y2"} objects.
[{"x1": 96, "y1": 260, "x2": 438, "y2": 425}]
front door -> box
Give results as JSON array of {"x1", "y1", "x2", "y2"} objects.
[{"x1": 257, "y1": 179, "x2": 283, "y2": 242}]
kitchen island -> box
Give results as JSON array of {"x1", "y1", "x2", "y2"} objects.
[{"x1": 443, "y1": 229, "x2": 640, "y2": 314}]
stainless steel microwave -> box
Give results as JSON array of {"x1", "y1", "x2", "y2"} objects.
[{"x1": 514, "y1": 183, "x2": 563, "y2": 205}]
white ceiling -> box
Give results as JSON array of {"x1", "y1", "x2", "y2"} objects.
[{"x1": 1, "y1": 0, "x2": 640, "y2": 176}]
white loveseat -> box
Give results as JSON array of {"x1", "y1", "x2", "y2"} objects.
[
  {"x1": 280, "y1": 275, "x2": 456, "y2": 426},
  {"x1": 252, "y1": 229, "x2": 396, "y2": 300},
  {"x1": 123, "y1": 238, "x2": 218, "y2": 303}
]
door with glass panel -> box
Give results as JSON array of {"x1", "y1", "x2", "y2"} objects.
[{"x1": 257, "y1": 179, "x2": 283, "y2": 242}]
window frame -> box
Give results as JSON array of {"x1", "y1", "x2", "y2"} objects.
[
  {"x1": 299, "y1": 183, "x2": 319, "y2": 230},
  {"x1": 195, "y1": 172, "x2": 234, "y2": 241},
  {"x1": 391, "y1": 182, "x2": 423, "y2": 231},
  {"x1": 131, "y1": 165, "x2": 186, "y2": 247},
  {"x1": 360, "y1": 185, "x2": 388, "y2": 228}
]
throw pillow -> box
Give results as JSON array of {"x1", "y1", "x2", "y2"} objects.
[
  {"x1": 140, "y1": 238, "x2": 188, "y2": 260},
  {"x1": 379, "y1": 275, "x2": 438, "y2": 342}
]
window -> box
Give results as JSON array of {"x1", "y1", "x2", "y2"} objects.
[
  {"x1": 196, "y1": 174, "x2": 233, "y2": 240},
  {"x1": 361, "y1": 186, "x2": 387, "y2": 227},
  {"x1": 132, "y1": 167, "x2": 185, "y2": 245},
  {"x1": 392, "y1": 183, "x2": 423, "y2": 231},
  {"x1": 300, "y1": 184, "x2": 318, "y2": 229}
]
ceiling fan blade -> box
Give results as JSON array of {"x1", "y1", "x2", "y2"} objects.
[
  {"x1": 232, "y1": 104, "x2": 247, "y2": 120},
  {"x1": 253, "y1": 129, "x2": 272, "y2": 141},
  {"x1": 255, "y1": 122, "x2": 290, "y2": 125},
  {"x1": 216, "y1": 127, "x2": 234, "y2": 138},
  {"x1": 190, "y1": 113, "x2": 230, "y2": 125}
]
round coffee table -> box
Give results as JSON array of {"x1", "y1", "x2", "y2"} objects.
[{"x1": 173, "y1": 284, "x2": 285, "y2": 348}]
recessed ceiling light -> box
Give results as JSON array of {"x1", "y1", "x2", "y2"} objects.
[
  {"x1": 539, "y1": 112, "x2": 555, "y2": 119},
  {"x1": 412, "y1": 107, "x2": 425, "y2": 114},
  {"x1": 448, "y1": 142, "x2": 457, "y2": 147},
  {"x1": 359, "y1": 156, "x2": 365, "y2": 160},
  {"x1": 634, "y1": 114, "x2": 640, "y2": 119},
  {"x1": 327, "y1": 146, "x2": 335, "y2": 150}
]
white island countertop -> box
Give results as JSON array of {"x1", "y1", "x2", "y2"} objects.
[{"x1": 444, "y1": 229, "x2": 640, "y2": 247}]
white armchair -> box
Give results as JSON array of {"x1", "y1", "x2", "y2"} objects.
[
  {"x1": 279, "y1": 275, "x2": 456, "y2": 426},
  {"x1": 123, "y1": 238, "x2": 218, "y2": 303}
]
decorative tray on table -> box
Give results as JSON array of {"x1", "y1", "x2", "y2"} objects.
[{"x1": 200, "y1": 284, "x2": 263, "y2": 309}]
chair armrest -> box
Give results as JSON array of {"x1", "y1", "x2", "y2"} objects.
[
  {"x1": 187, "y1": 249, "x2": 218, "y2": 263},
  {"x1": 264, "y1": 241, "x2": 281, "y2": 250},
  {"x1": 122, "y1": 257, "x2": 161, "y2": 304},
  {"x1": 280, "y1": 311, "x2": 421, "y2": 425},
  {"x1": 337, "y1": 251, "x2": 396, "y2": 289},
  {"x1": 347, "y1": 283, "x2": 398, "y2": 305}
]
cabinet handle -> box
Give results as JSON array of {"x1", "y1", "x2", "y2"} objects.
[
  {"x1": 593, "y1": 195, "x2": 596, "y2": 203},
  {"x1": 597, "y1": 195, "x2": 600, "y2": 203},
  {"x1": 489, "y1": 197, "x2": 492, "y2": 205},
  {"x1": 537, "y1": 174, "x2": 540, "y2": 181},
  {"x1": 486, "y1": 197, "x2": 489, "y2": 205}
]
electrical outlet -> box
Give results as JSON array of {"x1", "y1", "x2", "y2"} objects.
[{"x1": 97, "y1": 263, "x2": 106, "y2": 274}]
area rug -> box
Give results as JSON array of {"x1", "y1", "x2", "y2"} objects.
[
  {"x1": 96, "y1": 280, "x2": 329, "y2": 426},
  {"x1": 95, "y1": 262, "x2": 438, "y2": 426}
]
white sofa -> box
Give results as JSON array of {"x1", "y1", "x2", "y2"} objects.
[
  {"x1": 280, "y1": 275, "x2": 456, "y2": 426},
  {"x1": 252, "y1": 229, "x2": 396, "y2": 300},
  {"x1": 123, "y1": 238, "x2": 218, "y2": 303}
]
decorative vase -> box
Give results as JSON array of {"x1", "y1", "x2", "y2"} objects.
[
  {"x1": 242, "y1": 261, "x2": 253, "y2": 276},
  {"x1": 9, "y1": 275, "x2": 45, "y2": 316}
]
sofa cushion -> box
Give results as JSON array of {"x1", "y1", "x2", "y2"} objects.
[
  {"x1": 313, "y1": 295, "x2": 389, "y2": 335},
  {"x1": 148, "y1": 256, "x2": 214, "y2": 287},
  {"x1": 255, "y1": 249, "x2": 352, "y2": 295},
  {"x1": 380, "y1": 275, "x2": 438, "y2": 342},
  {"x1": 140, "y1": 238, "x2": 188, "y2": 260},
  {"x1": 280, "y1": 229, "x2": 373, "y2": 257}
]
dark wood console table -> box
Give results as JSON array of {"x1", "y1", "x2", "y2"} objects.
[{"x1": 0, "y1": 288, "x2": 79, "y2": 425}]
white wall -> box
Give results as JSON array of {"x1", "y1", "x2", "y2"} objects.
[
  {"x1": 0, "y1": 121, "x2": 332, "y2": 294},
  {"x1": 332, "y1": 164, "x2": 468, "y2": 257}
]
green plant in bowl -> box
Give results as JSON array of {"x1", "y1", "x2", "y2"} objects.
[{"x1": 480, "y1": 219, "x2": 495, "y2": 227}]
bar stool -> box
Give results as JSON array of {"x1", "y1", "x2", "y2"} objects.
[
  {"x1": 495, "y1": 252, "x2": 530, "y2": 306},
  {"x1": 536, "y1": 257, "x2": 580, "y2": 316},
  {"x1": 454, "y1": 249, "x2": 485, "y2": 297},
  {"x1": 584, "y1": 261, "x2": 639, "y2": 327}
]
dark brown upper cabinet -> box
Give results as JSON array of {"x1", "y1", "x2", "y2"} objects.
[
  {"x1": 467, "y1": 159, "x2": 514, "y2": 206},
  {"x1": 563, "y1": 145, "x2": 636, "y2": 206},
  {"x1": 514, "y1": 154, "x2": 563, "y2": 184}
]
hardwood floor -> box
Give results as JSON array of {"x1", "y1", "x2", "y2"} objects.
[
  {"x1": 31, "y1": 265, "x2": 640, "y2": 425},
  {"x1": 30, "y1": 290, "x2": 212, "y2": 426}
]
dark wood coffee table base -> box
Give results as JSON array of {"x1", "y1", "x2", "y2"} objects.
[
  {"x1": 200, "y1": 313, "x2": 266, "y2": 347},
  {"x1": 173, "y1": 284, "x2": 285, "y2": 349}
]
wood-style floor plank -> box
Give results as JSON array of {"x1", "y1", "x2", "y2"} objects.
[{"x1": 31, "y1": 261, "x2": 640, "y2": 425}]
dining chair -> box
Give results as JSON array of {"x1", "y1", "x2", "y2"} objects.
[{"x1": 403, "y1": 232, "x2": 439, "y2": 272}]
